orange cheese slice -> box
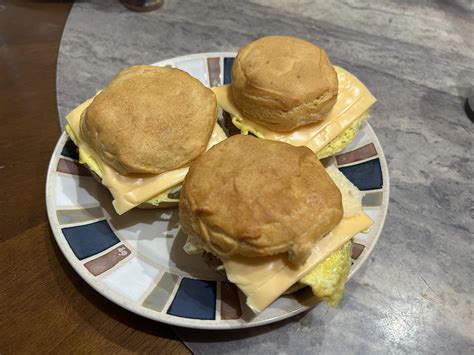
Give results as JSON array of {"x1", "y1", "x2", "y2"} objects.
[
  {"x1": 212, "y1": 66, "x2": 376, "y2": 153},
  {"x1": 222, "y1": 212, "x2": 373, "y2": 313},
  {"x1": 66, "y1": 98, "x2": 226, "y2": 215}
]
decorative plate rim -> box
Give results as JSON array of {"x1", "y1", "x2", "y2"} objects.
[{"x1": 47, "y1": 52, "x2": 390, "y2": 329}]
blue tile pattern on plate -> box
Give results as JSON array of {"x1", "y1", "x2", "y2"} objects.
[
  {"x1": 62, "y1": 220, "x2": 120, "y2": 260},
  {"x1": 339, "y1": 158, "x2": 383, "y2": 191},
  {"x1": 223, "y1": 57, "x2": 235, "y2": 84},
  {"x1": 167, "y1": 278, "x2": 217, "y2": 320},
  {"x1": 61, "y1": 139, "x2": 79, "y2": 160}
]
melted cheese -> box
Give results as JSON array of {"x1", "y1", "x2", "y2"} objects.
[
  {"x1": 66, "y1": 98, "x2": 227, "y2": 215},
  {"x1": 212, "y1": 66, "x2": 376, "y2": 153},
  {"x1": 222, "y1": 212, "x2": 373, "y2": 313}
]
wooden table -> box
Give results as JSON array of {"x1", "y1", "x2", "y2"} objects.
[
  {"x1": 0, "y1": 2, "x2": 189, "y2": 353},
  {"x1": 3, "y1": 1, "x2": 472, "y2": 353}
]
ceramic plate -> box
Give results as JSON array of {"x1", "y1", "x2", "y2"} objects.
[{"x1": 46, "y1": 52, "x2": 389, "y2": 329}]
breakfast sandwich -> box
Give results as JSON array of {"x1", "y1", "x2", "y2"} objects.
[
  {"x1": 180, "y1": 135, "x2": 373, "y2": 313},
  {"x1": 212, "y1": 36, "x2": 377, "y2": 158},
  {"x1": 65, "y1": 65, "x2": 227, "y2": 215}
]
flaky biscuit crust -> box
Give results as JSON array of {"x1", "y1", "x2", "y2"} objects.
[
  {"x1": 81, "y1": 65, "x2": 216, "y2": 175},
  {"x1": 179, "y1": 135, "x2": 343, "y2": 264},
  {"x1": 231, "y1": 36, "x2": 338, "y2": 132}
]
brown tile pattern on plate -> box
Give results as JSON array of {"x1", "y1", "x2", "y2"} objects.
[
  {"x1": 220, "y1": 281, "x2": 242, "y2": 319},
  {"x1": 351, "y1": 242, "x2": 365, "y2": 260},
  {"x1": 336, "y1": 143, "x2": 377, "y2": 166},
  {"x1": 56, "y1": 207, "x2": 104, "y2": 225},
  {"x1": 57, "y1": 158, "x2": 91, "y2": 176},
  {"x1": 207, "y1": 57, "x2": 221, "y2": 87},
  {"x1": 84, "y1": 245, "x2": 131, "y2": 276},
  {"x1": 143, "y1": 272, "x2": 179, "y2": 312}
]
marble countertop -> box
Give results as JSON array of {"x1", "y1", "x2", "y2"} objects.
[{"x1": 56, "y1": 0, "x2": 473, "y2": 353}]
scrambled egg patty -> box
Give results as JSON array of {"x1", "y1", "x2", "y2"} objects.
[
  {"x1": 231, "y1": 116, "x2": 264, "y2": 138},
  {"x1": 184, "y1": 236, "x2": 354, "y2": 307},
  {"x1": 65, "y1": 124, "x2": 102, "y2": 177},
  {"x1": 231, "y1": 112, "x2": 368, "y2": 158},
  {"x1": 300, "y1": 241, "x2": 352, "y2": 307},
  {"x1": 65, "y1": 124, "x2": 178, "y2": 205},
  {"x1": 317, "y1": 114, "x2": 367, "y2": 159}
]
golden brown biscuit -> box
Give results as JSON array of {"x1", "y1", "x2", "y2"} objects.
[
  {"x1": 231, "y1": 36, "x2": 338, "y2": 131},
  {"x1": 80, "y1": 65, "x2": 217, "y2": 175},
  {"x1": 179, "y1": 135, "x2": 343, "y2": 264}
]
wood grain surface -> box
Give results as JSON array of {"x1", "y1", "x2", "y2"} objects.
[{"x1": 0, "y1": 2, "x2": 189, "y2": 353}]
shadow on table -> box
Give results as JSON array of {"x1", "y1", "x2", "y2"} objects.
[{"x1": 172, "y1": 310, "x2": 310, "y2": 345}]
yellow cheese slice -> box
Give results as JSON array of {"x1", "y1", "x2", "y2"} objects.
[
  {"x1": 66, "y1": 98, "x2": 227, "y2": 215},
  {"x1": 212, "y1": 66, "x2": 376, "y2": 153},
  {"x1": 221, "y1": 212, "x2": 373, "y2": 313}
]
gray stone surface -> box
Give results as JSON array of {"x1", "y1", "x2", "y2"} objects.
[{"x1": 57, "y1": 0, "x2": 473, "y2": 353}]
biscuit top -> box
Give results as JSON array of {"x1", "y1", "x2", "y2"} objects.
[
  {"x1": 231, "y1": 36, "x2": 339, "y2": 131},
  {"x1": 179, "y1": 135, "x2": 343, "y2": 264},
  {"x1": 80, "y1": 65, "x2": 217, "y2": 175}
]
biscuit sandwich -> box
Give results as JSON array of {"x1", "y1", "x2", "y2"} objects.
[
  {"x1": 212, "y1": 35, "x2": 377, "y2": 158},
  {"x1": 180, "y1": 135, "x2": 373, "y2": 313},
  {"x1": 65, "y1": 65, "x2": 227, "y2": 215}
]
